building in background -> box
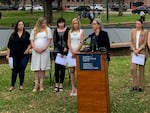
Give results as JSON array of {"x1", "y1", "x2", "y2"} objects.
[{"x1": 13, "y1": 0, "x2": 150, "y2": 9}]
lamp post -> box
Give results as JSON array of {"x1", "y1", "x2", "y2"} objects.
[
  {"x1": 106, "y1": 0, "x2": 109, "y2": 23},
  {"x1": 93, "y1": 0, "x2": 95, "y2": 18}
]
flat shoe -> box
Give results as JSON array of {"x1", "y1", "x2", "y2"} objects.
[
  {"x1": 130, "y1": 87, "x2": 137, "y2": 92},
  {"x1": 19, "y1": 86, "x2": 23, "y2": 90},
  {"x1": 9, "y1": 87, "x2": 14, "y2": 91},
  {"x1": 138, "y1": 88, "x2": 144, "y2": 92}
]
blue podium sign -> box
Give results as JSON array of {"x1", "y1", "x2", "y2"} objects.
[{"x1": 79, "y1": 54, "x2": 101, "y2": 70}]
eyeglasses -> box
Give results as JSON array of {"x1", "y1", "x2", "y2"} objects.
[{"x1": 92, "y1": 23, "x2": 97, "y2": 25}]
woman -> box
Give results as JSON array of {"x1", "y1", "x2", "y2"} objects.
[
  {"x1": 6, "y1": 20, "x2": 31, "y2": 91},
  {"x1": 67, "y1": 18, "x2": 84, "y2": 96},
  {"x1": 89, "y1": 18, "x2": 110, "y2": 62},
  {"x1": 130, "y1": 19, "x2": 148, "y2": 92},
  {"x1": 53, "y1": 17, "x2": 69, "y2": 92},
  {"x1": 30, "y1": 17, "x2": 52, "y2": 92}
]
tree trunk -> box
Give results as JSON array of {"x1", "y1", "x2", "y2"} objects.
[
  {"x1": 57, "y1": 0, "x2": 63, "y2": 11},
  {"x1": 22, "y1": 0, "x2": 26, "y2": 11},
  {"x1": 118, "y1": 0, "x2": 123, "y2": 16},
  {"x1": 42, "y1": 0, "x2": 54, "y2": 24},
  {"x1": 30, "y1": 0, "x2": 33, "y2": 14}
]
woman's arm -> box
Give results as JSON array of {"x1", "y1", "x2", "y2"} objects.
[
  {"x1": 130, "y1": 29, "x2": 135, "y2": 51},
  {"x1": 68, "y1": 31, "x2": 74, "y2": 54},
  {"x1": 138, "y1": 30, "x2": 148, "y2": 51},
  {"x1": 147, "y1": 31, "x2": 150, "y2": 49},
  {"x1": 24, "y1": 45, "x2": 31, "y2": 54},
  {"x1": 6, "y1": 48, "x2": 10, "y2": 60},
  {"x1": 6, "y1": 33, "x2": 14, "y2": 60},
  {"x1": 44, "y1": 38, "x2": 51, "y2": 51},
  {"x1": 76, "y1": 30, "x2": 84, "y2": 52}
]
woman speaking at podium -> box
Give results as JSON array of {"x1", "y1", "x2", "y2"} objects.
[{"x1": 89, "y1": 18, "x2": 110, "y2": 62}]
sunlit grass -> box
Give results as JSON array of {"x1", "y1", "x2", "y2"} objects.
[{"x1": 0, "y1": 56, "x2": 150, "y2": 113}]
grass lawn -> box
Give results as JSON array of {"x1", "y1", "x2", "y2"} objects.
[
  {"x1": 0, "y1": 56, "x2": 150, "y2": 113},
  {"x1": 0, "y1": 10, "x2": 150, "y2": 27}
]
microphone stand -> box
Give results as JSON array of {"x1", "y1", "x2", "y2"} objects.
[{"x1": 91, "y1": 35, "x2": 99, "y2": 52}]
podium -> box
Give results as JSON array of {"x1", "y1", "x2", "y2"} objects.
[{"x1": 76, "y1": 52, "x2": 110, "y2": 113}]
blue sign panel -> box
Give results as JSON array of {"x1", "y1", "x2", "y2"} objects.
[{"x1": 79, "y1": 54, "x2": 101, "y2": 70}]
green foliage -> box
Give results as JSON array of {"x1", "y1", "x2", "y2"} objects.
[{"x1": 0, "y1": 11, "x2": 150, "y2": 27}]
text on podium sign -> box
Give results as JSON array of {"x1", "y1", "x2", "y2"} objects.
[{"x1": 79, "y1": 54, "x2": 101, "y2": 70}]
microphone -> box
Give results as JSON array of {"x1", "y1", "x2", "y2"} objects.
[{"x1": 83, "y1": 34, "x2": 92, "y2": 42}]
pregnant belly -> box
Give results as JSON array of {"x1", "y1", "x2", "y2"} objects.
[{"x1": 34, "y1": 38, "x2": 47, "y2": 49}]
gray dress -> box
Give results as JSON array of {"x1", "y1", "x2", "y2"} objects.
[{"x1": 30, "y1": 27, "x2": 52, "y2": 71}]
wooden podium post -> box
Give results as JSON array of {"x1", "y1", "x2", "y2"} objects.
[{"x1": 76, "y1": 52, "x2": 110, "y2": 113}]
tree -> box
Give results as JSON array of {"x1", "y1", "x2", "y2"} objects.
[
  {"x1": 118, "y1": 0, "x2": 123, "y2": 16},
  {"x1": 0, "y1": 0, "x2": 11, "y2": 5},
  {"x1": 57, "y1": 0, "x2": 63, "y2": 11},
  {"x1": 42, "y1": 0, "x2": 54, "y2": 24},
  {"x1": 30, "y1": 0, "x2": 33, "y2": 14}
]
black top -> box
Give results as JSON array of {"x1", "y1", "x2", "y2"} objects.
[
  {"x1": 53, "y1": 27, "x2": 69, "y2": 55},
  {"x1": 89, "y1": 30, "x2": 110, "y2": 61},
  {"x1": 7, "y1": 31, "x2": 30, "y2": 58}
]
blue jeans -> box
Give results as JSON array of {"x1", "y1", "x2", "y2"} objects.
[{"x1": 11, "y1": 55, "x2": 29, "y2": 87}]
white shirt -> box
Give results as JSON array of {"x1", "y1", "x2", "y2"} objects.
[
  {"x1": 136, "y1": 31, "x2": 141, "y2": 49},
  {"x1": 140, "y1": 11, "x2": 145, "y2": 16}
]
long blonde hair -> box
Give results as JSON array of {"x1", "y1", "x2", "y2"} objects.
[
  {"x1": 70, "y1": 18, "x2": 81, "y2": 33},
  {"x1": 33, "y1": 17, "x2": 48, "y2": 38}
]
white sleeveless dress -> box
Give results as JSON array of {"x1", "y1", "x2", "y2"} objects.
[
  {"x1": 67, "y1": 29, "x2": 83, "y2": 67},
  {"x1": 30, "y1": 27, "x2": 52, "y2": 71}
]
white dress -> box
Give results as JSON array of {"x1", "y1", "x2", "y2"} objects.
[
  {"x1": 67, "y1": 29, "x2": 83, "y2": 67},
  {"x1": 30, "y1": 27, "x2": 52, "y2": 71}
]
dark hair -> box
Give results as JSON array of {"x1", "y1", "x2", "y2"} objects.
[
  {"x1": 136, "y1": 19, "x2": 144, "y2": 30},
  {"x1": 57, "y1": 17, "x2": 66, "y2": 27},
  {"x1": 10, "y1": 20, "x2": 25, "y2": 40},
  {"x1": 14, "y1": 20, "x2": 25, "y2": 33},
  {"x1": 137, "y1": 19, "x2": 143, "y2": 24}
]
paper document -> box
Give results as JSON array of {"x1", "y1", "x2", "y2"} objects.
[
  {"x1": 132, "y1": 53, "x2": 145, "y2": 65},
  {"x1": 55, "y1": 53, "x2": 67, "y2": 66},
  {"x1": 8, "y1": 57, "x2": 13, "y2": 69},
  {"x1": 67, "y1": 56, "x2": 76, "y2": 67}
]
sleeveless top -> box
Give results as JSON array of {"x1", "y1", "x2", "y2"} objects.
[{"x1": 70, "y1": 29, "x2": 82, "y2": 51}]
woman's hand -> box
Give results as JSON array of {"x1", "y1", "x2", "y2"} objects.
[
  {"x1": 24, "y1": 49, "x2": 29, "y2": 54},
  {"x1": 63, "y1": 48, "x2": 67, "y2": 52},
  {"x1": 71, "y1": 51, "x2": 77, "y2": 58},
  {"x1": 33, "y1": 48, "x2": 41, "y2": 53},
  {"x1": 133, "y1": 49, "x2": 140, "y2": 55},
  {"x1": 36, "y1": 48, "x2": 47, "y2": 54},
  {"x1": 6, "y1": 55, "x2": 9, "y2": 61}
]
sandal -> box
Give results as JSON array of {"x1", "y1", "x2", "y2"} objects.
[
  {"x1": 40, "y1": 80, "x2": 44, "y2": 92},
  {"x1": 9, "y1": 86, "x2": 14, "y2": 91},
  {"x1": 59, "y1": 87, "x2": 63, "y2": 92},
  {"x1": 32, "y1": 80, "x2": 38, "y2": 92},
  {"x1": 53, "y1": 87, "x2": 59, "y2": 92},
  {"x1": 70, "y1": 90, "x2": 77, "y2": 96},
  {"x1": 19, "y1": 86, "x2": 24, "y2": 90}
]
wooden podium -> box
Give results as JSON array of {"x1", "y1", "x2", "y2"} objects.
[{"x1": 76, "y1": 52, "x2": 110, "y2": 113}]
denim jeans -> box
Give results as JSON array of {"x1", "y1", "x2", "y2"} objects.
[{"x1": 11, "y1": 54, "x2": 29, "y2": 87}]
